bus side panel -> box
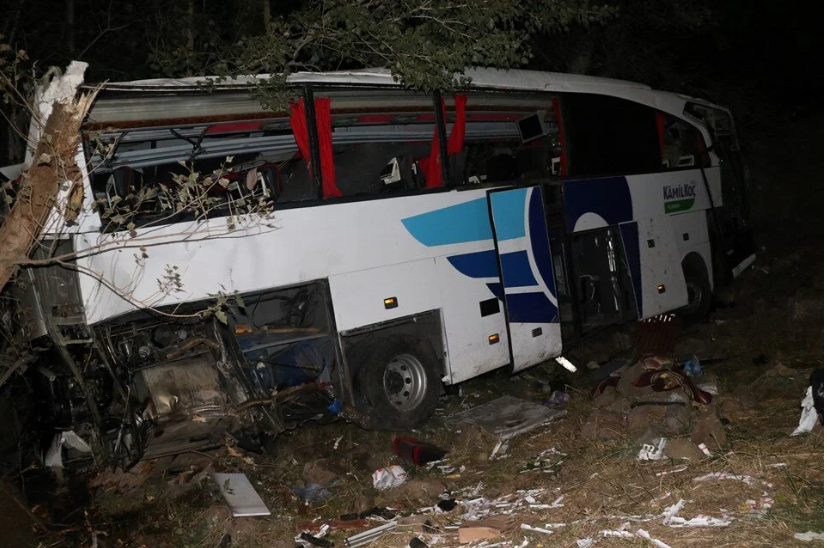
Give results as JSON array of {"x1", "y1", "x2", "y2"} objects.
[
  {"x1": 626, "y1": 170, "x2": 716, "y2": 219},
  {"x1": 636, "y1": 215, "x2": 689, "y2": 318},
  {"x1": 670, "y1": 210, "x2": 714, "y2": 291},
  {"x1": 328, "y1": 258, "x2": 441, "y2": 332},
  {"x1": 436, "y1": 256, "x2": 511, "y2": 384}
]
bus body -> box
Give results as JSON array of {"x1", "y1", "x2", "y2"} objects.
[{"x1": 18, "y1": 68, "x2": 753, "y2": 467}]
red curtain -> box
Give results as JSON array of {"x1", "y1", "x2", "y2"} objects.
[
  {"x1": 424, "y1": 94, "x2": 467, "y2": 188},
  {"x1": 289, "y1": 97, "x2": 342, "y2": 198},
  {"x1": 655, "y1": 112, "x2": 665, "y2": 160}
]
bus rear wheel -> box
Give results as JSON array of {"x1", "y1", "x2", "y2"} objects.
[
  {"x1": 678, "y1": 260, "x2": 712, "y2": 324},
  {"x1": 357, "y1": 335, "x2": 442, "y2": 430}
]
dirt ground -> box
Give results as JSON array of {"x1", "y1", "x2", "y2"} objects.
[{"x1": 20, "y1": 105, "x2": 826, "y2": 548}]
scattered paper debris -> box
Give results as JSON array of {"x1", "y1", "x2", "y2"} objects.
[
  {"x1": 602, "y1": 530, "x2": 635, "y2": 538},
  {"x1": 512, "y1": 537, "x2": 529, "y2": 548},
  {"x1": 656, "y1": 466, "x2": 688, "y2": 477},
  {"x1": 520, "y1": 523, "x2": 555, "y2": 535},
  {"x1": 636, "y1": 528, "x2": 673, "y2": 548},
  {"x1": 697, "y1": 443, "x2": 712, "y2": 457},
  {"x1": 638, "y1": 438, "x2": 668, "y2": 461},
  {"x1": 693, "y1": 472, "x2": 768, "y2": 487},
  {"x1": 794, "y1": 532, "x2": 824, "y2": 542},
  {"x1": 372, "y1": 466, "x2": 408, "y2": 490},
  {"x1": 576, "y1": 539, "x2": 595, "y2": 547}
]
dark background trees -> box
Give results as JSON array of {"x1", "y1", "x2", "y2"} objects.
[{"x1": 0, "y1": 0, "x2": 822, "y2": 239}]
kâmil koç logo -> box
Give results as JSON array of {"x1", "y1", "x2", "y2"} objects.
[{"x1": 663, "y1": 181, "x2": 697, "y2": 213}]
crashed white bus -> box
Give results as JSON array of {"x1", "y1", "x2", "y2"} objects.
[{"x1": 11, "y1": 68, "x2": 754, "y2": 469}]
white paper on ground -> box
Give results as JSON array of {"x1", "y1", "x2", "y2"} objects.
[
  {"x1": 791, "y1": 387, "x2": 819, "y2": 436},
  {"x1": 638, "y1": 438, "x2": 668, "y2": 461},
  {"x1": 692, "y1": 472, "x2": 767, "y2": 487},
  {"x1": 636, "y1": 528, "x2": 673, "y2": 548},
  {"x1": 213, "y1": 473, "x2": 271, "y2": 517},
  {"x1": 794, "y1": 532, "x2": 824, "y2": 542},
  {"x1": 661, "y1": 499, "x2": 732, "y2": 527},
  {"x1": 372, "y1": 465, "x2": 408, "y2": 490}
]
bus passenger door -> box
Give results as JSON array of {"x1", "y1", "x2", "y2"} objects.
[{"x1": 487, "y1": 186, "x2": 562, "y2": 372}]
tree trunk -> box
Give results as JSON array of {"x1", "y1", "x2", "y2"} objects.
[
  {"x1": 263, "y1": 0, "x2": 271, "y2": 31},
  {"x1": 186, "y1": 0, "x2": 195, "y2": 52},
  {"x1": 0, "y1": 62, "x2": 91, "y2": 294}
]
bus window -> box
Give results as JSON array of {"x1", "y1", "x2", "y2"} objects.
[
  {"x1": 564, "y1": 94, "x2": 661, "y2": 176},
  {"x1": 320, "y1": 89, "x2": 437, "y2": 198},
  {"x1": 89, "y1": 128, "x2": 311, "y2": 230},
  {"x1": 656, "y1": 113, "x2": 708, "y2": 170},
  {"x1": 446, "y1": 93, "x2": 563, "y2": 187}
]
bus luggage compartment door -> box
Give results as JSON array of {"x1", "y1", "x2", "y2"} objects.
[{"x1": 487, "y1": 186, "x2": 562, "y2": 372}]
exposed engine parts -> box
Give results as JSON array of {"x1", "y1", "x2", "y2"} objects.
[{"x1": 15, "y1": 280, "x2": 351, "y2": 473}]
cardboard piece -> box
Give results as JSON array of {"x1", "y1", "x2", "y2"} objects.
[{"x1": 458, "y1": 518, "x2": 508, "y2": 544}]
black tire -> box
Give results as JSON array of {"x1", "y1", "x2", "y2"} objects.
[
  {"x1": 678, "y1": 266, "x2": 712, "y2": 324},
  {"x1": 357, "y1": 335, "x2": 442, "y2": 430}
]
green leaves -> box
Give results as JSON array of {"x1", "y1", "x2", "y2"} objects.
[{"x1": 144, "y1": 0, "x2": 615, "y2": 97}]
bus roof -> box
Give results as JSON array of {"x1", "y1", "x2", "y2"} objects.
[{"x1": 84, "y1": 68, "x2": 727, "y2": 128}]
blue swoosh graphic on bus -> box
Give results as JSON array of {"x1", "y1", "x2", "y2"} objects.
[
  {"x1": 499, "y1": 251, "x2": 537, "y2": 287},
  {"x1": 446, "y1": 250, "x2": 499, "y2": 278},
  {"x1": 564, "y1": 176, "x2": 632, "y2": 233},
  {"x1": 506, "y1": 292, "x2": 557, "y2": 323},
  {"x1": 401, "y1": 198, "x2": 492, "y2": 246},
  {"x1": 401, "y1": 190, "x2": 527, "y2": 247},
  {"x1": 489, "y1": 188, "x2": 528, "y2": 240},
  {"x1": 447, "y1": 249, "x2": 537, "y2": 289}
]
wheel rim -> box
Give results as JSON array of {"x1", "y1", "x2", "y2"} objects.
[
  {"x1": 684, "y1": 280, "x2": 702, "y2": 313},
  {"x1": 382, "y1": 353, "x2": 428, "y2": 411}
]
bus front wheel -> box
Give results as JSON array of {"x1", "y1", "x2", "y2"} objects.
[
  {"x1": 357, "y1": 335, "x2": 442, "y2": 430},
  {"x1": 678, "y1": 259, "x2": 712, "y2": 324}
]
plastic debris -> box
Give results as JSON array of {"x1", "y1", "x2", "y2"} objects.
[
  {"x1": 512, "y1": 537, "x2": 529, "y2": 548},
  {"x1": 636, "y1": 528, "x2": 673, "y2": 548},
  {"x1": 44, "y1": 430, "x2": 93, "y2": 468},
  {"x1": 213, "y1": 473, "x2": 271, "y2": 517},
  {"x1": 576, "y1": 539, "x2": 595, "y2": 547},
  {"x1": 697, "y1": 443, "x2": 712, "y2": 457},
  {"x1": 555, "y1": 356, "x2": 577, "y2": 373},
  {"x1": 489, "y1": 439, "x2": 509, "y2": 460},
  {"x1": 638, "y1": 438, "x2": 668, "y2": 461},
  {"x1": 372, "y1": 466, "x2": 408, "y2": 490},
  {"x1": 293, "y1": 483, "x2": 333, "y2": 502},
  {"x1": 344, "y1": 521, "x2": 397, "y2": 547},
  {"x1": 791, "y1": 386, "x2": 819, "y2": 436},
  {"x1": 547, "y1": 390, "x2": 570, "y2": 407},
  {"x1": 794, "y1": 532, "x2": 824, "y2": 542},
  {"x1": 520, "y1": 523, "x2": 554, "y2": 535},
  {"x1": 682, "y1": 355, "x2": 702, "y2": 376},
  {"x1": 394, "y1": 436, "x2": 449, "y2": 465},
  {"x1": 656, "y1": 466, "x2": 688, "y2": 477}
]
